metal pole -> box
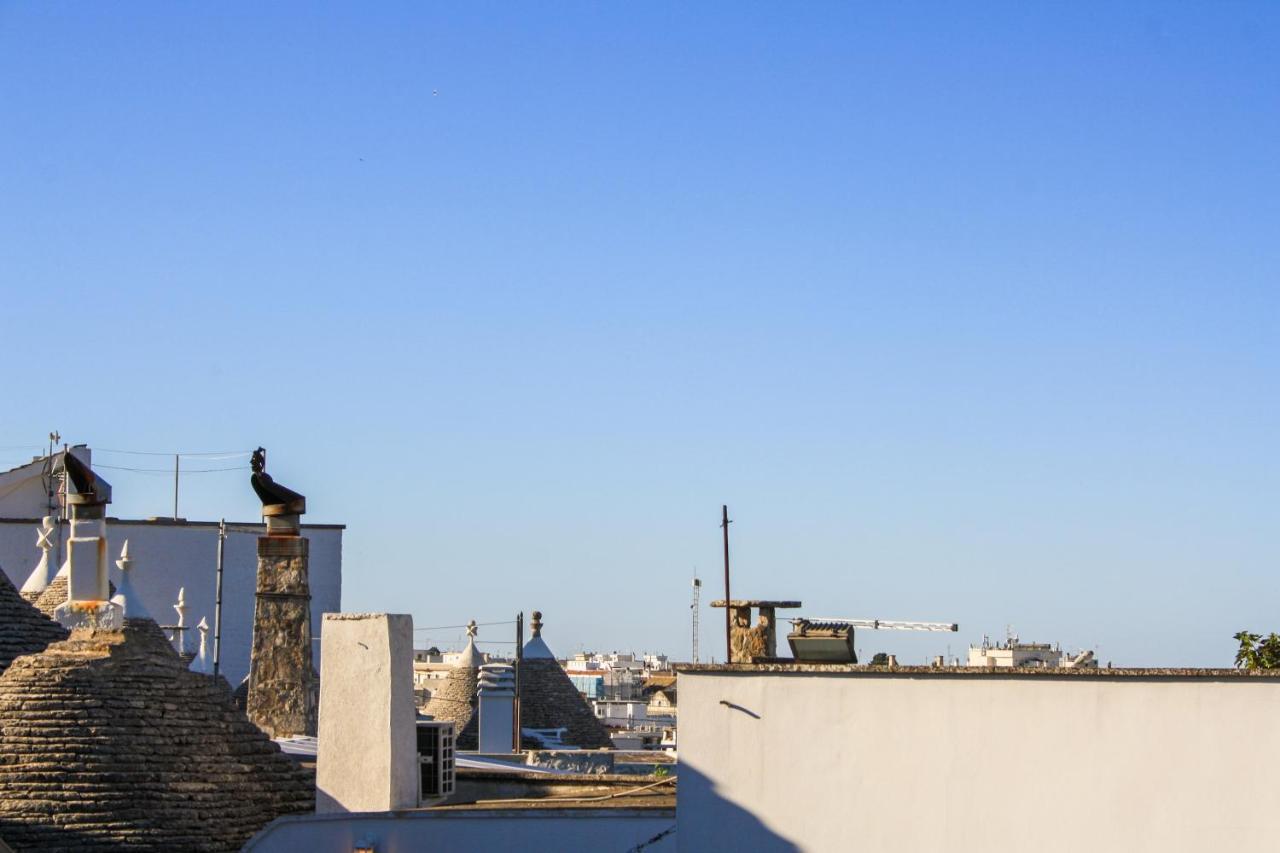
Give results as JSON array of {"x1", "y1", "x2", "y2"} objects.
[
  {"x1": 213, "y1": 519, "x2": 225, "y2": 678},
  {"x1": 55, "y1": 444, "x2": 68, "y2": 571},
  {"x1": 173, "y1": 454, "x2": 180, "y2": 520},
  {"x1": 514, "y1": 611, "x2": 523, "y2": 752},
  {"x1": 722, "y1": 505, "x2": 732, "y2": 663}
]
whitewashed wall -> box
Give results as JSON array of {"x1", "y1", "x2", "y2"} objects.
[
  {"x1": 676, "y1": 668, "x2": 1280, "y2": 853},
  {"x1": 0, "y1": 518, "x2": 342, "y2": 688}
]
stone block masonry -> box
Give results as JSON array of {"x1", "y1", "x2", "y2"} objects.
[{"x1": 246, "y1": 535, "x2": 316, "y2": 738}]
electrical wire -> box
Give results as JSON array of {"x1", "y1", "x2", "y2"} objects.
[
  {"x1": 414, "y1": 620, "x2": 517, "y2": 632},
  {"x1": 93, "y1": 447, "x2": 251, "y2": 457},
  {"x1": 94, "y1": 463, "x2": 246, "y2": 474}
]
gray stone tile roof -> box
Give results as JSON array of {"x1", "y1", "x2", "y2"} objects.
[
  {"x1": 0, "y1": 568, "x2": 66, "y2": 676},
  {"x1": 0, "y1": 618, "x2": 313, "y2": 851},
  {"x1": 517, "y1": 658, "x2": 611, "y2": 750},
  {"x1": 423, "y1": 665, "x2": 480, "y2": 749}
]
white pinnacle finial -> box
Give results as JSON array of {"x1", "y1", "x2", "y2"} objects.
[
  {"x1": 466, "y1": 619, "x2": 478, "y2": 638},
  {"x1": 110, "y1": 539, "x2": 152, "y2": 622},
  {"x1": 173, "y1": 588, "x2": 188, "y2": 655},
  {"x1": 20, "y1": 516, "x2": 58, "y2": 597},
  {"x1": 196, "y1": 617, "x2": 210, "y2": 673}
]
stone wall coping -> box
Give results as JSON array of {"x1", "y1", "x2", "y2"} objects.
[
  {"x1": 675, "y1": 662, "x2": 1280, "y2": 680},
  {"x1": 0, "y1": 516, "x2": 345, "y2": 529},
  {"x1": 709, "y1": 600, "x2": 802, "y2": 608}
]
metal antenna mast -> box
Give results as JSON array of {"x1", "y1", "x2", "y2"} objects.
[
  {"x1": 691, "y1": 572, "x2": 702, "y2": 664},
  {"x1": 721, "y1": 505, "x2": 732, "y2": 662}
]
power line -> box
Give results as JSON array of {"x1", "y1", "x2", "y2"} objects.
[
  {"x1": 413, "y1": 620, "x2": 516, "y2": 632},
  {"x1": 94, "y1": 448, "x2": 252, "y2": 459},
  {"x1": 94, "y1": 463, "x2": 246, "y2": 474}
]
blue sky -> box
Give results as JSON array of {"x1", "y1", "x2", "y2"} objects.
[{"x1": 2, "y1": 3, "x2": 1276, "y2": 665}]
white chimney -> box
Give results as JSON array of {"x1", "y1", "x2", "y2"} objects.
[
  {"x1": 477, "y1": 663, "x2": 516, "y2": 753},
  {"x1": 316, "y1": 613, "x2": 417, "y2": 813}
]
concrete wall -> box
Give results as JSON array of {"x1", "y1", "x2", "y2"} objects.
[
  {"x1": 244, "y1": 808, "x2": 676, "y2": 852},
  {"x1": 0, "y1": 519, "x2": 342, "y2": 687},
  {"x1": 676, "y1": 668, "x2": 1280, "y2": 853},
  {"x1": 316, "y1": 613, "x2": 417, "y2": 814}
]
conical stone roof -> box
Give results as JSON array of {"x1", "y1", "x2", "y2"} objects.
[
  {"x1": 517, "y1": 611, "x2": 611, "y2": 749},
  {"x1": 423, "y1": 663, "x2": 481, "y2": 749},
  {"x1": 0, "y1": 618, "x2": 313, "y2": 852},
  {"x1": 422, "y1": 635, "x2": 484, "y2": 749},
  {"x1": 0, "y1": 568, "x2": 67, "y2": 676}
]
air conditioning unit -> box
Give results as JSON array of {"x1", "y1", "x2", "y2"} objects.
[{"x1": 417, "y1": 720, "x2": 456, "y2": 805}]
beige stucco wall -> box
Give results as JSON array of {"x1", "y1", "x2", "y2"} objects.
[
  {"x1": 316, "y1": 613, "x2": 417, "y2": 814},
  {"x1": 676, "y1": 669, "x2": 1280, "y2": 852}
]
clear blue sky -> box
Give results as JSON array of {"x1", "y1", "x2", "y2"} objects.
[{"x1": 2, "y1": 3, "x2": 1276, "y2": 665}]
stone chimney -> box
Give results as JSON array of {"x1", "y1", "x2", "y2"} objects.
[
  {"x1": 245, "y1": 447, "x2": 317, "y2": 738},
  {"x1": 52, "y1": 453, "x2": 122, "y2": 630},
  {"x1": 710, "y1": 599, "x2": 802, "y2": 663}
]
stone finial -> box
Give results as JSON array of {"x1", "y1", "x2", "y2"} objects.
[
  {"x1": 115, "y1": 539, "x2": 132, "y2": 573},
  {"x1": 110, "y1": 539, "x2": 152, "y2": 622},
  {"x1": 173, "y1": 588, "x2": 188, "y2": 654},
  {"x1": 37, "y1": 515, "x2": 54, "y2": 552},
  {"x1": 197, "y1": 617, "x2": 210, "y2": 673},
  {"x1": 466, "y1": 619, "x2": 478, "y2": 638},
  {"x1": 20, "y1": 516, "x2": 57, "y2": 599},
  {"x1": 531, "y1": 611, "x2": 543, "y2": 637}
]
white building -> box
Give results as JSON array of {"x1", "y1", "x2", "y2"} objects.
[
  {"x1": 676, "y1": 662, "x2": 1280, "y2": 852},
  {"x1": 0, "y1": 447, "x2": 343, "y2": 688},
  {"x1": 967, "y1": 634, "x2": 1096, "y2": 668}
]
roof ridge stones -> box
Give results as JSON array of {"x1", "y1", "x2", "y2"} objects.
[{"x1": 0, "y1": 618, "x2": 314, "y2": 851}]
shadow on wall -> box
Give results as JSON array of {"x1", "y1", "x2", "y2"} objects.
[{"x1": 676, "y1": 761, "x2": 800, "y2": 853}]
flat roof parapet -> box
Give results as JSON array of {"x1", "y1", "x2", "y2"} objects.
[
  {"x1": 674, "y1": 662, "x2": 1280, "y2": 679},
  {"x1": 709, "y1": 600, "x2": 801, "y2": 608}
]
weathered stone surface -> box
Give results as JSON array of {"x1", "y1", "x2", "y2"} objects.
[
  {"x1": 423, "y1": 665, "x2": 481, "y2": 749},
  {"x1": 517, "y1": 658, "x2": 612, "y2": 749},
  {"x1": 246, "y1": 536, "x2": 316, "y2": 738},
  {"x1": 0, "y1": 569, "x2": 67, "y2": 677},
  {"x1": 0, "y1": 619, "x2": 313, "y2": 852}
]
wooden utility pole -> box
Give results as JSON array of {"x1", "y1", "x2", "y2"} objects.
[{"x1": 721, "y1": 505, "x2": 732, "y2": 662}]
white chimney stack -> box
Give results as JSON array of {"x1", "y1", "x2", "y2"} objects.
[{"x1": 477, "y1": 663, "x2": 517, "y2": 753}]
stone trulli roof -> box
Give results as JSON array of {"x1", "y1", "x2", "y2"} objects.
[
  {"x1": 422, "y1": 636, "x2": 483, "y2": 749},
  {"x1": 517, "y1": 612, "x2": 611, "y2": 749},
  {"x1": 0, "y1": 568, "x2": 67, "y2": 677},
  {"x1": 0, "y1": 618, "x2": 313, "y2": 852}
]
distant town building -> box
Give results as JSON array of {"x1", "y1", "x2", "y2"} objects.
[{"x1": 968, "y1": 633, "x2": 1097, "y2": 668}]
